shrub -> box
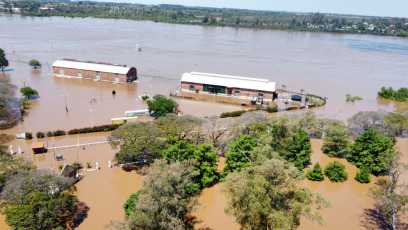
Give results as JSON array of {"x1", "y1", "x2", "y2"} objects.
[
  {"x1": 354, "y1": 166, "x2": 371, "y2": 183},
  {"x1": 58, "y1": 165, "x2": 63, "y2": 171},
  {"x1": 346, "y1": 94, "x2": 363, "y2": 102},
  {"x1": 141, "y1": 95, "x2": 149, "y2": 100},
  {"x1": 36, "y1": 131, "x2": 45, "y2": 138},
  {"x1": 86, "y1": 162, "x2": 91, "y2": 168},
  {"x1": 324, "y1": 161, "x2": 348, "y2": 182},
  {"x1": 306, "y1": 162, "x2": 324, "y2": 181},
  {"x1": 46, "y1": 131, "x2": 53, "y2": 137},
  {"x1": 71, "y1": 161, "x2": 82, "y2": 169},
  {"x1": 53, "y1": 130, "x2": 66, "y2": 136},
  {"x1": 25, "y1": 132, "x2": 32, "y2": 139},
  {"x1": 266, "y1": 105, "x2": 278, "y2": 113},
  {"x1": 67, "y1": 124, "x2": 121, "y2": 135}
]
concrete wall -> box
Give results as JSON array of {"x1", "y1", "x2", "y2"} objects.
[{"x1": 180, "y1": 90, "x2": 275, "y2": 106}]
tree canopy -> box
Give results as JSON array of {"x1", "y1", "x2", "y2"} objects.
[
  {"x1": 346, "y1": 129, "x2": 394, "y2": 175},
  {"x1": 0, "y1": 48, "x2": 8, "y2": 71},
  {"x1": 324, "y1": 161, "x2": 348, "y2": 182},
  {"x1": 126, "y1": 159, "x2": 199, "y2": 230},
  {"x1": 20, "y1": 86, "x2": 38, "y2": 99},
  {"x1": 28, "y1": 59, "x2": 41, "y2": 69},
  {"x1": 306, "y1": 162, "x2": 325, "y2": 181},
  {"x1": 147, "y1": 94, "x2": 178, "y2": 117},
  {"x1": 286, "y1": 129, "x2": 312, "y2": 170},
  {"x1": 0, "y1": 170, "x2": 77, "y2": 230},
  {"x1": 322, "y1": 122, "x2": 351, "y2": 157},
  {"x1": 162, "y1": 141, "x2": 219, "y2": 189},
  {"x1": 108, "y1": 121, "x2": 163, "y2": 164},
  {"x1": 221, "y1": 134, "x2": 258, "y2": 179},
  {"x1": 222, "y1": 159, "x2": 330, "y2": 230}
]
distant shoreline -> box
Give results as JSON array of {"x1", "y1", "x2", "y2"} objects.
[{"x1": 2, "y1": 1, "x2": 408, "y2": 38}]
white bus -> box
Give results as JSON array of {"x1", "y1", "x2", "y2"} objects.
[{"x1": 125, "y1": 109, "x2": 150, "y2": 117}]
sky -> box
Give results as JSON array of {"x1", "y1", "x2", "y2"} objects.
[{"x1": 94, "y1": 0, "x2": 408, "y2": 18}]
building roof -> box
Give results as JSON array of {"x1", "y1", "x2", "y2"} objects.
[
  {"x1": 31, "y1": 142, "x2": 44, "y2": 150},
  {"x1": 52, "y1": 59, "x2": 132, "y2": 75},
  {"x1": 181, "y1": 72, "x2": 276, "y2": 92}
]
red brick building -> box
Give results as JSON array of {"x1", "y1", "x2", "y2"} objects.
[
  {"x1": 181, "y1": 72, "x2": 277, "y2": 104},
  {"x1": 52, "y1": 59, "x2": 137, "y2": 83}
]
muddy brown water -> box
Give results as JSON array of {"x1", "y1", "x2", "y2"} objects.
[{"x1": 1, "y1": 14, "x2": 408, "y2": 229}]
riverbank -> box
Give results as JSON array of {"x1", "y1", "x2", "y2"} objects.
[{"x1": 2, "y1": 2, "x2": 408, "y2": 38}]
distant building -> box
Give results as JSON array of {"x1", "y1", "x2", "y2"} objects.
[
  {"x1": 52, "y1": 59, "x2": 137, "y2": 83},
  {"x1": 180, "y1": 72, "x2": 277, "y2": 103}
]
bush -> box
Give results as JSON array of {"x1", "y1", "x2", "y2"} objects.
[
  {"x1": 25, "y1": 132, "x2": 32, "y2": 140},
  {"x1": 266, "y1": 105, "x2": 278, "y2": 113},
  {"x1": 354, "y1": 166, "x2": 371, "y2": 183},
  {"x1": 324, "y1": 161, "x2": 348, "y2": 182},
  {"x1": 220, "y1": 110, "x2": 247, "y2": 118},
  {"x1": 46, "y1": 131, "x2": 53, "y2": 137},
  {"x1": 306, "y1": 162, "x2": 324, "y2": 181},
  {"x1": 67, "y1": 124, "x2": 121, "y2": 135},
  {"x1": 36, "y1": 132, "x2": 45, "y2": 138},
  {"x1": 141, "y1": 95, "x2": 149, "y2": 100},
  {"x1": 53, "y1": 130, "x2": 66, "y2": 136},
  {"x1": 346, "y1": 94, "x2": 363, "y2": 102},
  {"x1": 71, "y1": 161, "x2": 82, "y2": 169},
  {"x1": 378, "y1": 87, "x2": 408, "y2": 102},
  {"x1": 58, "y1": 165, "x2": 63, "y2": 171}
]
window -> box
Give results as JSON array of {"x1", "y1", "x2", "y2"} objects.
[
  {"x1": 189, "y1": 85, "x2": 195, "y2": 91},
  {"x1": 78, "y1": 72, "x2": 82, "y2": 77},
  {"x1": 60, "y1": 69, "x2": 64, "y2": 75},
  {"x1": 234, "y1": 90, "x2": 240, "y2": 96},
  {"x1": 258, "y1": 93, "x2": 264, "y2": 98}
]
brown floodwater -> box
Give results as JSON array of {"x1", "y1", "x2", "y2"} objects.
[{"x1": 1, "y1": 13, "x2": 408, "y2": 230}]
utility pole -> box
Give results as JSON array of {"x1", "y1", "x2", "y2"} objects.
[{"x1": 64, "y1": 94, "x2": 68, "y2": 113}]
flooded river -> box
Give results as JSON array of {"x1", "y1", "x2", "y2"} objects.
[{"x1": 1, "y1": 13, "x2": 408, "y2": 229}]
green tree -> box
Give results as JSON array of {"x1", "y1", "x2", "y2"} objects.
[
  {"x1": 20, "y1": 86, "x2": 38, "y2": 99},
  {"x1": 286, "y1": 130, "x2": 312, "y2": 170},
  {"x1": 127, "y1": 159, "x2": 199, "y2": 230},
  {"x1": 322, "y1": 122, "x2": 351, "y2": 157},
  {"x1": 155, "y1": 114, "x2": 203, "y2": 144},
  {"x1": 28, "y1": 59, "x2": 41, "y2": 69},
  {"x1": 221, "y1": 135, "x2": 258, "y2": 179},
  {"x1": 0, "y1": 170, "x2": 76, "y2": 230},
  {"x1": 354, "y1": 166, "x2": 371, "y2": 183},
  {"x1": 306, "y1": 162, "x2": 325, "y2": 181},
  {"x1": 71, "y1": 161, "x2": 82, "y2": 169},
  {"x1": 222, "y1": 159, "x2": 330, "y2": 230},
  {"x1": 324, "y1": 161, "x2": 348, "y2": 182},
  {"x1": 147, "y1": 94, "x2": 178, "y2": 117},
  {"x1": 369, "y1": 151, "x2": 408, "y2": 230},
  {"x1": 346, "y1": 129, "x2": 394, "y2": 175},
  {"x1": 162, "y1": 141, "x2": 219, "y2": 189},
  {"x1": 108, "y1": 122, "x2": 163, "y2": 164},
  {"x1": 0, "y1": 48, "x2": 8, "y2": 71}
]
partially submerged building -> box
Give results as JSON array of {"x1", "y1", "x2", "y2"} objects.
[
  {"x1": 180, "y1": 72, "x2": 277, "y2": 104},
  {"x1": 52, "y1": 59, "x2": 137, "y2": 83}
]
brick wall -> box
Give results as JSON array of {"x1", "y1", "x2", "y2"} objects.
[{"x1": 53, "y1": 67, "x2": 128, "y2": 83}]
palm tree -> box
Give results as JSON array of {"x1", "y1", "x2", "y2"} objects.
[
  {"x1": 282, "y1": 84, "x2": 286, "y2": 92},
  {"x1": 300, "y1": 89, "x2": 305, "y2": 95}
]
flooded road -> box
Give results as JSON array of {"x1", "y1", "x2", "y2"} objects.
[{"x1": 1, "y1": 13, "x2": 408, "y2": 230}]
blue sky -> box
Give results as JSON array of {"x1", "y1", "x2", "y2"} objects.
[{"x1": 95, "y1": 0, "x2": 407, "y2": 18}]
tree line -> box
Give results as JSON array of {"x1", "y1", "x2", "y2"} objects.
[{"x1": 2, "y1": 1, "x2": 408, "y2": 37}]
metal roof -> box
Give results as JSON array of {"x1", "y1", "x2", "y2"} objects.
[
  {"x1": 52, "y1": 59, "x2": 132, "y2": 75},
  {"x1": 181, "y1": 72, "x2": 276, "y2": 92}
]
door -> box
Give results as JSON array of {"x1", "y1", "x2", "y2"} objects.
[
  {"x1": 96, "y1": 74, "x2": 100, "y2": 81},
  {"x1": 115, "y1": 77, "x2": 119, "y2": 83},
  {"x1": 60, "y1": 70, "x2": 64, "y2": 75}
]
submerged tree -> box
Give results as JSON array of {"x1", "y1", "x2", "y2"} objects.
[
  {"x1": 0, "y1": 48, "x2": 8, "y2": 71},
  {"x1": 346, "y1": 129, "x2": 394, "y2": 175},
  {"x1": 28, "y1": 59, "x2": 41, "y2": 69},
  {"x1": 147, "y1": 94, "x2": 178, "y2": 117},
  {"x1": 369, "y1": 151, "x2": 408, "y2": 230},
  {"x1": 306, "y1": 162, "x2": 325, "y2": 181},
  {"x1": 20, "y1": 86, "x2": 38, "y2": 99},
  {"x1": 222, "y1": 159, "x2": 330, "y2": 230},
  {"x1": 324, "y1": 161, "x2": 348, "y2": 182}
]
